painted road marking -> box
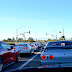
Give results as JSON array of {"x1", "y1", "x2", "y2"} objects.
[
  {"x1": 5, "y1": 52, "x2": 41, "y2": 72},
  {"x1": 18, "y1": 52, "x2": 41, "y2": 69}
]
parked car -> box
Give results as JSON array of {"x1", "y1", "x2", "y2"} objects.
[
  {"x1": 0, "y1": 42, "x2": 20, "y2": 71},
  {"x1": 14, "y1": 43, "x2": 34, "y2": 55},
  {"x1": 40, "y1": 41, "x2": 72, "y2": 65}
]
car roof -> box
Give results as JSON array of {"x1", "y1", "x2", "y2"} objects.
[{"x1": 48, "y1": 41, "x2": 72, "y2": 43}]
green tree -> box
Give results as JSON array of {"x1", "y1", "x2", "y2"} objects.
[
  {"x1": 18, "y1": 38, "x2": 23, "y2": 42},
  {"x1": 28, "y1": 37, "x2": 35, "y2": 42},
  {"x1": 3, "y1": 39, "x2": 7, "y2": 42},
  {"x1": 37, "y1": 40, "x2": 40, "y2": 42},
  {"x1": 47, "y1": 39, "x2": 51, "y2": 41},
  {"x1": 7, "y1": 38, "x2": 11, "y2": 42}
]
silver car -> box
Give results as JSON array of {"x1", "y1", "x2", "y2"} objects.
[
  {"x1": 40, "y1": 41, "x2": 72, "y2": 66},
  {"x1": 14, "y1": 43, "x2": 34, "y2": 55}
]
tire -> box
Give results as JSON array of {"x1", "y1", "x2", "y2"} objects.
[
  {"x1": 0, "y1": 57, "x2": 3, "y2": 71},
  {"x1": 16, "y1": 52, "x2": 20, "y2": 63}
]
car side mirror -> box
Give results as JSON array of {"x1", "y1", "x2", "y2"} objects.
[{"x1": 11, "y1": 46, "x2": 13, "y2": 49}]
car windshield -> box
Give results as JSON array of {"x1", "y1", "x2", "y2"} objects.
[
  {"x1": 1, "y1": 0, "x2": 72, "y2": 72},
  {"x1": 47, "y1": 42, "x2": 60, "y2": 46}
]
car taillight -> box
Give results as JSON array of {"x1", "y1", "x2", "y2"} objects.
[
  {"x1": 49, "y1": 55, "x2": 54, "y2": 60},
  {"x1": 26, "y1": 47, "x2": 28, "y2": 49},
  {"x1": 43, "y1": 65, "x2": 47, "y2": 67},
  {"x1": 24, "y1": 48, "x2": 25, "y2": 49},
  {"x1": 42, "y1": 55, "x2": 46, "y2": 60},
  {"x1": 50, "y1": 65, "x2": 55, "y2": 66},
  {"x1": 14, "y1": 48, "x2": 15, "y2": 49},
  {"x1": 18, "y1": 45, "x2": 22, "y2": 46}
]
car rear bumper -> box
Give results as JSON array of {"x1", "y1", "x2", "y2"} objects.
[{"x1": 40, "y1": 60, "x2": 72, "y2": 65}]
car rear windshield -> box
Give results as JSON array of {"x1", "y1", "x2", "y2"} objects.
[
  {"x1": 16, "y1": 44, "x2": 27, "y2": 47},
  {"x1": 47, "y1": 42, "x2": 59, "y2": 46}
]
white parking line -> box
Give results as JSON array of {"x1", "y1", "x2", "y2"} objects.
[{"x1": 18, "y1": 52, "x2": 41, "y2": 70}]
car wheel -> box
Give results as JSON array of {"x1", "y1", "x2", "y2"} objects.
[
  {"x1": 0, "y1": 57, "x2": 3, "y2": 71},
  {"x1": 16, "y1": 52, "x2": 20, "y2": 63}
]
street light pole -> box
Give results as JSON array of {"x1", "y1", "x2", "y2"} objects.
[
  {"x1": 63, "y1": 27, "x2": 64, "y2": 36},
  {"x1": 59, "y1": 27, "x2": 65, "y2": 40},
  {"x1": 16, "y1": 29, "x2": 17, "y2": 43},
  {"x1": 24, "y1": 32, "x2": 25, "y2": 42},
  {"x1": 16, "y1": 26, "x2": 26, "y2": 44}
]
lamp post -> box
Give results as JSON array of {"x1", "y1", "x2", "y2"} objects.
[{"x1": 16, "y1": 26, "x2": 26, "y2": 43}]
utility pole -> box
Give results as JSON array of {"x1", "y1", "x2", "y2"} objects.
[
  {"x1": 24, "y1": 32, "x2": 25, "y2": 42},
  {"x1": 16, "y1": 26, "x2": 26, "y2": 44},
  {"x1": 63, "y1": 27, "x2": 64, "y2": 40}
]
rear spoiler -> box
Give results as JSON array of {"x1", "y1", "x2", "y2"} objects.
[{"x1": 45, "y1": 46, "x2": 72, "y2": 50}]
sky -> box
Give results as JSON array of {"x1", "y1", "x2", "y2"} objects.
[{"x1": 0, "y1": 0, "x2": 72, "y2": 40}]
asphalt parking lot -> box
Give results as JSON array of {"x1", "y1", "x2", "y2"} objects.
[{"x1": 2, "y1": 50, "x2": 42, "y2": 72}]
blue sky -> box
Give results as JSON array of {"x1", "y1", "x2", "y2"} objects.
[{"x1": 0, "y1": 0, "x2": 72, "y2": 40}]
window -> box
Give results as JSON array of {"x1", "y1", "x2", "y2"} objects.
[
  {"x1": 16, "y1": 44, "x2": 27, "y2": 47},
  {"x1": 1, "y1": 43, "x2": 10, "y2": 49},
  {"x1": 23, "y1": 44, "x2": 27, "y2": 47},
  {"x1": 47, "y1": 42, "x2": 59, "y2": 46}
]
